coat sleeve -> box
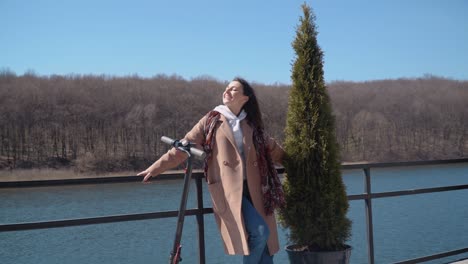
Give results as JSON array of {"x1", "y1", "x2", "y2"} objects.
[
  {"x1": 151, "y1": 115, "x2": 207, "y2": 176},
  {"x1": 266, "y1": 135, "x2": 285, "y2": 165}
]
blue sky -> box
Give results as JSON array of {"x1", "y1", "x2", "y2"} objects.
[{"x1": 1, "y1": 0, "x2": 467, "y2": 84}]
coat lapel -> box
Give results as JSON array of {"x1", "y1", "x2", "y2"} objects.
[
  {"x1": 241, "y1": 120, "x2": 253, "y2": 162},
  {"x1": 219, "y1": 115, "x2": 238, "y2": 152}
]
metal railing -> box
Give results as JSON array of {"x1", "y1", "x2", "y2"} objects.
[
  {"x1": 342, "y1": 158, "x2": 468, "y2": 264},
  {"x1": 1, "y1": 158, "x2": 468, "y2": 263}
]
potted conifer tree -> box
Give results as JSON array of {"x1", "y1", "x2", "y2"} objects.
[{"x1": 279, "y1": 3, "x2": 352, "y2": 264}]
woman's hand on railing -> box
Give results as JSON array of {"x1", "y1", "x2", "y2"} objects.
[{"x1": 137, "y1": 167, "x2": 158, "y2": 183}]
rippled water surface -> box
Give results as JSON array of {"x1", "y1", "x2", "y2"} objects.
[{"x1": 1, "y1": 163, "x2": 467, "y2": 263}]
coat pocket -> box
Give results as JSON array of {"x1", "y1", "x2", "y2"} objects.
[{"x1": 207, "y1": 181, "x2": 227, "y2": 214}]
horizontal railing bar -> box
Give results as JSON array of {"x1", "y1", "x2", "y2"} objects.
[
  {"x1": 0, "y1": 208, "x2": 213, "y2": 232},
  {"x1": 0, "y1": 176, "x2": 147, "y2": 188},
  {"x1": 348, "y1": 184, "x2": 468, "y2": 201},
  {"x1": 348, "y1": 194, "x2": 368, "y2": 200},
  {"x1": 2, "y1": 159, "x2": 467, "y2": 188},
  {"x1": 0, "y1": 168, "x2": 286, "y2": 188},
  {"x1": 0, "y1": 172, "x2": 194, "y2": 188},
  {"x1": 341, "y1": 158, "x2": 468, "y2": 170},
  {"x1": 371, "y1": 184, "x2": 468, "y2": 199},
  {"x1": 393, "y1": 247, "x2": 468, "y2": 264}
]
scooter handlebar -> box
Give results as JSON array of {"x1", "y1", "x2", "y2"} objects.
[
  {"x1": 161, "y1": 136, "x2": 176, "y2": 145},
  {"x1": 161, "y1": 136, "x2": 206, "y2": 159},
  {"x1": 188, "y1": 147, "x2": 206, "y2": 159}
]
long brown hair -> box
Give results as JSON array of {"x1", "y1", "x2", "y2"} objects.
[{"x1": 233, "y1": 77, "x2": 264, "y2": 131}]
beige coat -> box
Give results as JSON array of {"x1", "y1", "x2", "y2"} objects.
[{"x1": 152, "y1": 114, "x2": 285, "y2": 256}]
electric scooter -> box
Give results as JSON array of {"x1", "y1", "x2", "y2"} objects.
[{"x1": 160, "y1": 136, "x2": 206, "y2": 264}]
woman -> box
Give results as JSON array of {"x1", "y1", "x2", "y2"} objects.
[{"x1": 138, "y1": 77, "x2": 285, "y2": 263}]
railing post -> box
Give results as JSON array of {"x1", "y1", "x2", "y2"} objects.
[
  {"x1": 364, "y1": 167, "x2": 375, "y2": 264},
  {"x1": 195, "y1": 173, "x2": 206, "y2": 264}
]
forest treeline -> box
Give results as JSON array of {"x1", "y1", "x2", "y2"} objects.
[{"x1": 0, "y1": 71, "x2": 467, "y2": 173}]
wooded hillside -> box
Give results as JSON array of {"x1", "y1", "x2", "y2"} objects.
[{"x1": 0, "y1": 71, "x2": 466, "y2": 172}]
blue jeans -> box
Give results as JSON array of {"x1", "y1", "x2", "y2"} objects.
[{"x1": 242, "y1": 194, "x2": 274, "y2": 264}]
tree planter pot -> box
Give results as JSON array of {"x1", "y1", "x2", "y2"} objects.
[{"x1": 285, "y1": 244, "x2": 352, "y2": 264}]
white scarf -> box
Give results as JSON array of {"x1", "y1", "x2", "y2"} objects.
[{"x1": 213, "y1": 105, "x2": 246, "y2": 154}]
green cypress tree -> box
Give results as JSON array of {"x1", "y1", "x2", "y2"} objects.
[{"x1": 280, "y1": 3, "x2": 351, "y2": 251}]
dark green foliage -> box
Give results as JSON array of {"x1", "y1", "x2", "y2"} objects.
[{"x1": 280, "y1": 4, "x2": 351, "y2": 250}]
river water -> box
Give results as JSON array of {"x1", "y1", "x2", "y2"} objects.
[{"x1": 1, "y1": 163, "x2": 467, "y2": 264}]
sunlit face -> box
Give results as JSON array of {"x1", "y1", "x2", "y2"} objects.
[{"x1": 223, "y1": 81, "x2": 249, "y2": 108}]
